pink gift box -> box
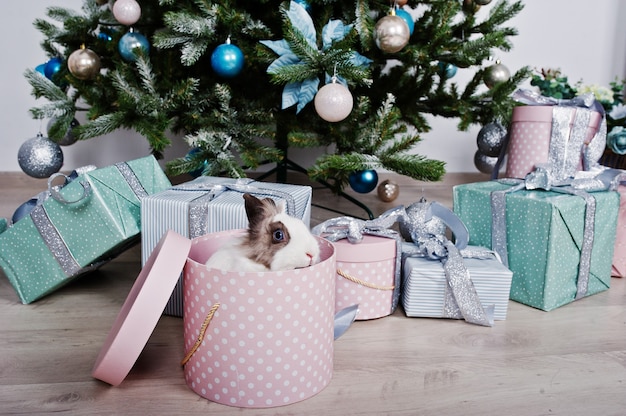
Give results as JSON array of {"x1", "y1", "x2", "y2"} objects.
[
  {"x1": 333, "y1": 235, "x2": 397, "y2": 320},
  {"x1": 92, "y1": 229, "x2": 337, "y2": 409},
  {"x1": 182, "y1": 230, "x2": 336, "y2": 408},
  {"x1": 505, "y1": 105, "x2": 603, "y2": 179}
]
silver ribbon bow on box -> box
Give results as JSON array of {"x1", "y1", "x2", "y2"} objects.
[
  {"x1": 313, "y1": 202, "x2": 496, "y2": 327},
  {"x1": 311, "y1": 206, "x2": 406, "y2": 315},
  {"x1": 492, "y1": 165, "x2": 626, "y2": 300},
  {"x1": 173, "y1": 178, "x2": 298, "y2": 238},
  {"x1": 400, "y1": 200, "x2": 495, "y2": 327}
]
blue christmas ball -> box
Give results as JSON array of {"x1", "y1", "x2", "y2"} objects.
[
  {"x1": 98, "y1": 31, "x2": 113, "y2": 42},
  {"x1": 211, "y1": 43, "x2": 244, "y2": 78},
  {"x1": 294, "y1": 0, "x2": 312, "y2": 12},
  {"x1": 35, "y1": 63, "x2": 46, "y2": 76},
  {"x1": 44, "y1": 57, "x2": 64, "y2": 80},
  {"x1": 185, "y1": 148, "x2": 209, "y2": 177},
  {"x1": 395, "y1": 9, "x2": 415, "y2": 35},
  {"x1": 438, "y1": 61, "x2": 457, "y2": 78},
  {"x1": 349, "y1": 170, "x2": 379, "y2": 194},
  {"x1": 12, "y1": 198, "x2": 38, "y2": 224},
  {"x1": 118, "y1": 31, "x2": 150, "y2": 62}
]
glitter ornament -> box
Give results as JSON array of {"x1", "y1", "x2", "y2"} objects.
[
  {"x1": 112, "y1": 0, "x2": 142, "y2": 26},
  {"x1": 348, "y1": 170, "x2": 378, "y2": 194},
  {"x1": 476, "y1": 122, "x2": 507, "y2": 157},
  {"x1": 17, "y1": 133, "x2": 64, "y2": 178},
  {"x1": 118, "y1": 30, "x2": 150, "y2": 62},
  {"x1": 399, "y1": 199, "x2": 447, "y2": 242},
  {"x1": 473, "y1": 150, "x2": 498, "y2": 174},
  {"x1": 377, "y1": 179, "x2": 400, "y2": 202},
  {"x1": 484, "y1": 60, "x2": 510, "y2": 88},
  {"x1": 374, "y1": 14, "x2": 410, "y2": 53},
  {"x1": 314, "y1": 81, "x2": 353, "y2": 122},
  {"x1": 210, "y1": 38, "x2": 245, "y2": 78},
  {"x1": 68, "y1": 46, "x2": 101, "y2": 80}
]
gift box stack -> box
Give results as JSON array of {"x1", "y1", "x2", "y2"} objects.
[{"x1": 453, "y1": 89, "x2": 624, "y2": 311}]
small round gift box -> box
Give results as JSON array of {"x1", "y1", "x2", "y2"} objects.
[
  {"x1": 505, "y1": 105, "x2": 604, "y2": 179},
  {"x1": 92, "y1": 229, "x2": 337, "y2": 409},
  {"x1": 332, "y1": 235, "x2": 397, "y2": 320}
]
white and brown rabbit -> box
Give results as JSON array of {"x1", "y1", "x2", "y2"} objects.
[{"x1": 204, "y1": 193, "x2": 321, "y2": 272}]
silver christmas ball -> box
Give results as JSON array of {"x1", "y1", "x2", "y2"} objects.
[
  {"x1": 484, "y1": 62, "x2": 511, "y2": 88},
  {"x1": 476, "y1": 122, "x2": 507, "y2": 157},
  {"x1": 377, "y1": 179, "x2": 400, "y2": 202},
  {"x1": 473, "y1": 150, "x2": 498, "y2": 174},
  {"x1": 17, "y1": 133, "x2": 64, "y2": 178},
  {"x1": 68, "y1": 47, "x2": 101, "y2": 80},
  {"x1": 374, "y1": 15, "x2": 410, "y2": 54},
  {"x1": 47, "y1": 117, "x2": 80, "y2": 146},
  {"x1": 399, "y1": 199, "x2": 447, "y2": 242}
]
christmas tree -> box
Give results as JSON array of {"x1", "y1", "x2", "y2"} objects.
[{"x1": 25, "y1": 0, "x2": 530, "y2": 191}]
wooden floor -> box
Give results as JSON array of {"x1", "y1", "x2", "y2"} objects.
[{"x1": 1, "y1": 170, "x2": 626, "y2": 415}]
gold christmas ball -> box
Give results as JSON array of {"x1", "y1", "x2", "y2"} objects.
[
  {"x1": 474, "y1": 0, "x2": 493, "y2": 5},
  {"x1": 68, "y1": 47, "x2": 101, "y2": 80},
  {"x1": 483, "y1": 62, "x2": 510, "y2": 88},
  {"x1": 374, "y1": 15, "x2": 410, "y2": 54},
  {"x1": 462, "y1": 0, "x2": 481, "y2": 13},
  {"x1": 377, "y1": 179, "x2": 400, "y2": 202}
]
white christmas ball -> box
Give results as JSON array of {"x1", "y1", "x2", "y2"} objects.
[
  {"x1": 113, "y1": 0, "x2": 142, "y2": 26},
  {"x1": 374, "y1": 15, "x2": 410, "y2": 54},
  {"x1": 314, "y1": 83, "x2": 353, "y2": 122}
]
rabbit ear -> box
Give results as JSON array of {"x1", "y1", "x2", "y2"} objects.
[{"x1": 243, "y1": 193, "x2": 280, "y2": 228}]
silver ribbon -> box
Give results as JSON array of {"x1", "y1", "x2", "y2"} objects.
[
  {"x1": 30, "y1": 162, "x2": 145, "y2": 276},
  {"x1": 400, "y1": 202, "x2": 494, "y2": 327},
  {"x1": 512, "y1": 89, "x2": 607, "y2": 175},
  {"x1": 174, "y1": 178, "x2": 298, "y2": 238},
  {"x1": 491, "y1": 167, "x2": 623, "y2": 300},
  {"x1": 312, "y1": 206, "x2": 406, "y2": 314}
]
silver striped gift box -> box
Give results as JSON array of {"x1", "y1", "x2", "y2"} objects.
[
  {"x1": 140, "y1": 176, "x2": 313, "y2": 317},
  {"x1": 402, "y1": 246, "x2": 513, "y2": 321}
]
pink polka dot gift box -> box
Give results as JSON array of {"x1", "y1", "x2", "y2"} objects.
[
  {"x1": 505, "y1": 104, "x2": 604, "y2": 180},
  {"x1": 93, "y1": 229, "x2": 337, "y2": 409}
]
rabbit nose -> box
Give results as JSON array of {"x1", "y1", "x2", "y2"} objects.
[{"x1": 306, "y1": 253, "x2": 314, "y2": 265}]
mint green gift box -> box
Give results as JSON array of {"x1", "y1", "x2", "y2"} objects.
[
  {"x1": 0, "y1": 156, "x2": 171, "y2": 304},
  {"x1": 453, "y1": 181, "x2": 619, "y2": 311}
]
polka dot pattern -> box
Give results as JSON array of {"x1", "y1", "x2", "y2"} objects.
[
  {"x1": 333, "y1": 235, "x2": 396, "y2": 320},
  {"x1": 182, "y1": 230, "x2": 336, "y2": 408},
  {"x1": 505, "y1": 116, "x2": 552, "y2": 179},
  {"x1": 611, "y1": 185, "x2": 626, "y2": 277},
  {"x1": 453, "y1": 181, "x2": 618, "y2": 311},
  {"x1": 505, "y1": 106, "x2": 599, "y2": 179}
]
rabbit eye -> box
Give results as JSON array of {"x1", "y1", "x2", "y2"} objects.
[{"x1": 272, "y1": 229, "x2": 285, "y2": 243}]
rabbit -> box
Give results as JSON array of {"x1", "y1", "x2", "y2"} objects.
[{"x1": 204, "y1": 193, "x2": 321, "y2": 272}]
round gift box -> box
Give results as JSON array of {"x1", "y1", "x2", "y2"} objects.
[
  {"x1": 333, "y1": 235, "x2": 397, "y2": 320},
  {"x1": 182, "y1": 229, "x2": 336, "y2": 408},
  {"x1": 505, "y1": 105, "x2": 603, "y2": 179}
]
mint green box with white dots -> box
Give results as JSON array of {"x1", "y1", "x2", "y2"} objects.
[
  {"x1": 0, "y1": 156, "x2": 171, "y2": 304},
  {"x1": 453, "y1": 181, "x2": 619, "y2": 311}
]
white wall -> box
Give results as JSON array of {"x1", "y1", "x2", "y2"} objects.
[{"x1": 1, "y1": 0, "x2": 625, "y2": 173}]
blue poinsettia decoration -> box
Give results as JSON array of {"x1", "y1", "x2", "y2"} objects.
[{"x1": 260, "y1": 1, "x2": 372, "y2": 114}]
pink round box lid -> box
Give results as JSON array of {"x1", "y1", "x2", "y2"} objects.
[
  {"x1": 92, "y1": 230, "x2": 191, "y2": 386},
  {"x1": 332, "y1": 234, "x2": 396, "y2": 262}
]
